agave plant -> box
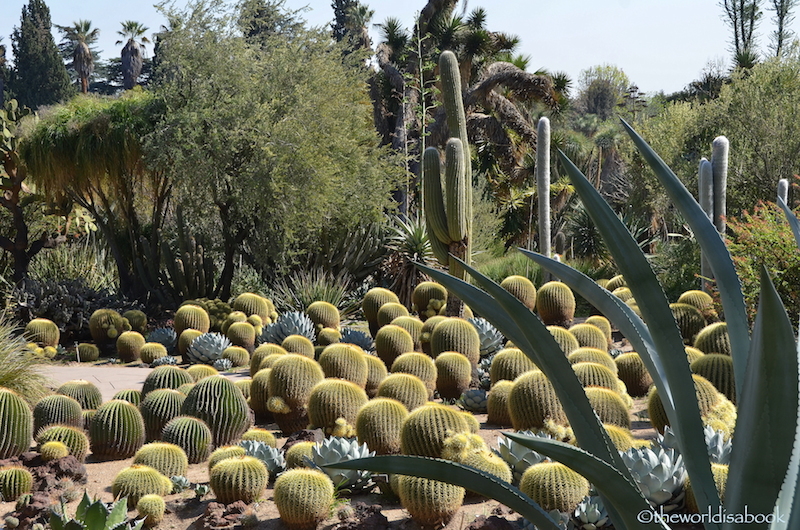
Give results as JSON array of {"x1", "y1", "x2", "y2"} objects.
[
  {"x1": 212, "y1": 358, "x2": 233, "y2": 371},
  {"x1": 171, "y1": 475, "x2": 190, "y2": 493},
  {"x1": 469, "y1": 317, "x2": 505, "y2": 358},
  {"x1": 239, "y1": 440, "x2": 285, "y2": 477},
  {"x1": 310, "y1": 437, "x2": 374, "y2": 491},
  {"x1": 328, "y1": 118, "x2": 800, "y2": 530},
  {"x1": 260, "y1": 311, "x2": 315, "y2": 345},
  {"x1": 147, "y1": 327, "x2": 177, "y2": 353},
  {"x1": 573, "y1": 496, "x2": 610, "y2": 530},
  {"x1": 340, "y1": 328, "x2": 375, "y2": 352},
  {"x1": 654, "y1": 425, "x2": 732, "y2": 466},
  {"x1": 186, "y1": 332, "x2": 231, "y2": 365},
  {"x1": 458, "y1": 389, "x2": 488, "y2": 413},
  {"x1": 620, "y1": 447, "x2": 686, "y2": 512},
  {"x1": 50, "y1": 492, "x2": 144, "y2": 530},
  {"x1": 150, "y1": 355, "x2": 177, "y2": 367},
  {"x1": 494, "y1": 431, "x2": 550, "y2": 485}
]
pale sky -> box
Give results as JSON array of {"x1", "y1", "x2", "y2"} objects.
[{"x1": 0, "y1": 0, "x2": 794, "y2": 95}]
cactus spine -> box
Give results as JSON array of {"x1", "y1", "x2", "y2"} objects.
[
  {"x1": 33, "y1": 394, "x2": 83, "y2": 433},
  {"x1": 36, "y1": 425, "x2": 89, "y2": 461},
  {"x1": 181, "y1": 375, "x2": 251, "y2": 446},
  {"x1": 161, "y1": 415, "x2": 213, "y2": 464},
  {"x1": 90, "y1": 399, "x2": 146, "y2": 459},
  {"x1": 56, "y1": 380, "x2": 102, "y2": 410},
  {"x1": 356, "y1": 398, "x2": 408, "y2": 455},
  {"x1": 0, "y1": 467, "x2": 33, "y2": 501},
  {"x1": 274, "y1": 469, "x2": 334, "y2": 530},
  {"x1": 140, "y1": 388, "x2": 186, "y2": 442},
  {"x1": 133, "y1": 442, "x2": 189, "y2": 478},
  {"x1": 396, "y1": 475, "x2": 465, "y2": 528},
  {"x1": 112, "y1": 464, "x2": 172, "y2": 506},
  {"x1": 209, "y1": 455, "x2": 268, "y2": 504},
  {"x1": 136, "y1": 494, "x2": 166, "y2": 527}
]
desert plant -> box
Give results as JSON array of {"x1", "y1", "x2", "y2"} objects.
[
  {"x1": 133, "y1": 442, "x2": 189, "y2": 478},
  {"x1": 0, "y1": 319, "x2": 51, "y2": 405},
  {"x1": 209, "y1": 455, "x2": 268, "y2": 504},
  {"x1": 0, "y1": 388, "x2": 33, "y2": 460},
  {"x1": 181, "y1": 375, "x2": 251, "y2": 446},
  {"x1": 329, "y1": 121, "x2": 800, "y2": 530},
  {"x1": 306, "y1": 379, "x2": 368, "y2": 436},
  {"x1": 112, "y1": 464, "x2": 172, "y2": 506},
  {"x1": 90, "y1": 399, "x2": 146, "y2": 459},
  {"x1": 141, "y1": 365, "x2": 193, "y2": 398},
  {"x1": 273, "y1": 469, "x2": 334, "y2": 530},
  {"x1": 140, "y1": 388, "x2": 186, "y2": 442},
  {"x1": 136, "y1": 494, "x2": 166, "y2": 527},
  {"x1": 50, "y1": 492, "x2": 144, "y2": 530},
  {"x1": 36, "y1": 425, "x2": 90, "y2": 461},
  {"x1": 161, "y1": 416, "x2": 213, "y2": 464}
]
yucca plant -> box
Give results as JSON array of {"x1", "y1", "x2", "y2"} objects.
[
  {"x1": 329, "y1": 121, "x2": 800, "y2": 530},
  {"x1": 383, "y1": 215, "x2": 437, "y2": 307},
  {"x1": 268, "y1": 268, "x2": 358, "y2": 319}
]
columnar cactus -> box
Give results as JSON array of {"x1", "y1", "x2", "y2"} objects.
[
  {"x1": 112, "y1": 464, "x2": 173, "y2": 506},
  {"x1": 0, "y1": 388, "x2": 33, "y2": 459},
  {"x1": 273, "y1": 469, "x2": 334, "y2": 530},
  {"x1": 376, "y1": 373, "x2": 429, "y2": 412},
  {"x1": 90, "y1": 399, "x2": 146, "y2": 459},
  {"x1": 362, "y1": 288, "x2": 401, "y2": 337},
  {"x1": 508, "y1": 370, "x2": 566, "y2": 431},
  {"x1": 424, "y1": 51, "x2": 472, "y2": 314},
  {"x1": 536, "y1": 282, "x2": 576, "y2": 327},
  {"x1": 489, "y1": 348, "x2": 537, "y2": 385},
  {"x1": 500, "y1": 275, "x2": 537, "y2": 310},
  {"x1": 267, "y1": 354, "x2": 325, "y2": 435},
  {"x1": 56, "y1": 380, "x2": 102, "y2": 410},
  {"x1": 396, "y1": 475, "x2": 465, "y2": 528},
  {"x1": 306, "y1": 379, "x2": 368, "y2": 436},
  {"x1": 210, "y1": 455, "x2": 268, "y2": 504},
  {"x1": 181, "y1": 375, "x2": 251, "y2": 446},
  {"x1": 140, "y1": 388, "x2": 187, "y2": 441},
  {"x1": 33, "y1": 394, "x2": 83, "y2": 433},
  {"x1": 24, "y1": 318, "x2": 60, "y2": 347},
  {"x1": 133, "y1": 442, "x2": 189, "y2": 478},
  {"x1": 36, "y1": 425, "x2": 90, "y2": 461},
  {"x1": 161, "y1": 415, "x2": 213, "y2": 464},
  {"x1": 318, "y1": 344, "x2": 369, "y2": 388}
]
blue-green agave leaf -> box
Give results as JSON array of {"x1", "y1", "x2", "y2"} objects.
[
  {"x1": 325, "y1": 455, "x2": 561, "y2": 530},
  {"x1": 778, "y1": 197, "x2": 800, "y2": 251},
  {"x1": 725, "y1": 267, "x2": 798, "y2": 529},
  {"x1": 505, "y1": 433, "x2": 668, "y2": 530},
  {"x1": 620, "y1": 119, "x2": 749, "y2": 401},
  {"x1": 105, "y1": 498, "x2": 128, "y2": 530},
  {"x1": 558, "y1": 148, "x2": 721, "y2": 525},
  {"x1": 770, "y1": 334, "x2": 800, "y2": 530}
]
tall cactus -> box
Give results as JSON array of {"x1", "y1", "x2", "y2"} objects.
[
  {"x1": 536, "y1": 116, "x2": 551, "y2": 282},
  {"x1": 424, "y1": 51, "x2": 472, "y2": 316},
  {"x1": 698, "y1": 137, "x2": 729, "y2": 292}
]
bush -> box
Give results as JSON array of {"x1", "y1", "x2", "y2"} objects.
[
  {"x1": 650, "y1": 232, "x2": 702, "y2": 303},
  {"x1": 0, "y1": 315, "x2": 52, "y2": 405},
  {"x1": 727, "y1": 201, "x2": 800, "y2": 322},
  {"x1": 28, "y1": 237, "x2": 118, "y2": 292},
  {"x1": 475, "y1": 250, "x2": 542, "y2": 286}
]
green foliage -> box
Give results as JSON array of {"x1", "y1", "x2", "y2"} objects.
[
  {"x1": 269, "y1": 268, "x2": 358, "y2": 319},
  {"x1": 150, "y1": 0, "x2": 401, "y2": 281},
  {"x1": 475, "y1": 250, "x2": 542, "y2": 286},
  {"x1": 727, "y1": 201, "x2": 800, "y2": 322},
  {"x1": 650, "y1": 234, "x2": 702, "y2": 303},
  {"x1": 50, "y1": 492, "x2": 145, "y2": 530},
  {"x1": 27, "y1": 238, "x2": 119, "y2": 292},
  {"x1": 0, "y1": 317, "x2": 50, "y2": 405},
  {"x1": 9, "y1": 0, "x2": 74, "y2": 109}
]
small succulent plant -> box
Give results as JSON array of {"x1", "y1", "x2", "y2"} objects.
[
  {"x1": 194, "y1": 484, "x2": 210, "y2": 499},
  {"x1": 260, "y1": 312, "x2": 315, "y2": 345},
  {"x1": 147, "y1": 327, "x2": 178, "y2": 353},
  {"x1": 621, "y1": 446, "x2": 686, "y2": 512},
  {"x1": 239, "y1": 440, "x2": 286, "y2": 478},
  {"x1": 494, "y1": 431, "x2": 551, "y2": 484},
  {"x1": 186, "y1": 332, "x2": 231, "y2": 365},
  {"x1": 171, "y1": 475, "x2": 190, "y2": 493},
  {"x1": 309, "y1": 437, "x2": 374, "y2": 491},
  {"x1": 573, "y1": 496, "x2": 610, "y2": 530},
  {"x1": 458, "y1": 389, "x2": 488, "y2": 413},
  {"x1": 212, "y1": 358, "x2": 233, "y2": 371},
  {"x1": 150, "y1": 355, "x2": 177, "y2": 367},
  {"x1": 469, "y1": 317, "x2": 505, "y2": 358},
  {"x1": 653, "y1": 425, "x2": 732, "y2": 465},
  {"x1": 340, "y1": 328, "x2": 375, "y2": 352}
]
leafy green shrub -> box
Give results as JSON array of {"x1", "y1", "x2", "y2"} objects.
[
  {"x1": 650, "y1": 233, "x2": 702, "y2": 303},
  {"x1": 268, "y1": 268, "x2": 360, "y2": 319},
  {"x1": 28, "y1": 238, "x2": 118, "y2": 292},
  {"x1": 727, "y1": 201, "x2": 800, "y2": 322},
  {"x1": 475, "y1": 250, "x2": 542, "y2": 286}
]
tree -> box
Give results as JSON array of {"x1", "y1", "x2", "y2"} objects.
[
  {"x1": 150, "y1": 0, "x2": 402, "y2": 295},
  {"x1": 0, "y1": 38, "x2": 8, "y2": 106},
  {"x1": 10, "y1": 0, "x2": 73, "y2": 109},
  {"x1": 20, "y1": 91, "x2": 169, "y2": 299},
  {"x1": 56, "y1": 20, "x2": 100, "y2": 94},
  {"x1": 720, "y1": 0, "x2": 763, "y2": 66},
  {"x1": 116, "y1": 21, "x2": 150, "y2": 90},
  {"x1": 768, "y1": 0, "x2": 799, "y2": 56}
]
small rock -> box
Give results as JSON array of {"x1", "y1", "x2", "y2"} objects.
[
  {"x1": 282, "y1": 428, "x2": 324, "y2": 452},
  {"x1": 464, "y1": 515, "x2": 517, "y2": 530}
]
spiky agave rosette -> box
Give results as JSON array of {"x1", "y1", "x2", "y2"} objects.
[
  {"x1": 340, "y1": 328, "x2": 375, "y2": 352},
  {"x1": 468, "y1": 317, "x2": 505, "y2": 358},
  {"x1": 309, "y1": 437, "x2": 375, "y2": 491},
  {"x1": 239, "y1": 440, "x2": 285, "y2": 479},
  {"x1": 186, "y1": 332, "x2": 231, "y2": 365},
  {"x1": 654, "y1": 425, "x2": 732, "y2": 465},
  {"x1": 573, "y1": 495, "x2": 611, "y2": 529},
  {"x1": 493, "y1": 431, "x2": 550, "y2": 484},
  {"x1": 260, "y1": 312, "x2": 315, "y2": 345},
  {"x1": 621, "y1": 446, "x2": 686, "y2": 512},
  {"x1": 458, "y1": 389, "x2": 488, "y2": 413}
]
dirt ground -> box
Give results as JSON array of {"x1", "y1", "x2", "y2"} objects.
[{"x1": 0, "y1": 402, "x2": 658, "y2": 530}]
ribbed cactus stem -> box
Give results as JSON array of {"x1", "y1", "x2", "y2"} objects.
[
  {"x1": 711, "y1": 136, "x2": 728, "y2": 234},
  {"x1": 439, "y1": 51, "x2": 471, "y2": 192},
  {"x1": 423, "y1": 147, "x2": 450, "y2": 249},
  {"x1": 779, "y1": 178, "x2": 789, "y2": 204},
  {"x1": 445, "y1": 138, "x2": 468, "y2": 242},
  {"x1": 536, "y1": 117, "x2": 551, "y2": 268},
  {"x1": 699, "y1": 157, "x2": 713, "y2": 292}
]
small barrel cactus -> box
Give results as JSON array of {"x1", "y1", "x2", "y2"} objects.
[
  {"x1": 76, "y1": 343, "x2": 100, "y2": 362},
  {"x1": 548, "y1": 326, "x2": 580, "y2": 355},
  {"x1": 519, "y1": 461, "x2": 589, "y2": 513},
  {"x1": 141, "y1": 389, "x2": 187, "y2": 441},
  {"x1": 568, "y1": 348, "x2": 617, "y2": 375},
  {"x1": 222, "y1": 346, "x2": 250, "y2": 367},
  {"x1": 36, "y1": 425, "x2": 89, "y2": 461},
  {"x1": 33, "y1": 394, "x2": 83, "y2": 433},
  {"x1": 208, "y1": 445, "x2": 247, "y2": 472},
  {"x1": 318, "y1": 344, "x2": 368, "y2": 388},
  {"x1": 306, "y1": 379, "x2": 368, "y2": 437},
  {"x1": 161, "y1": 416, "x2": 213, "y2": 464},
  {"x1": 693, "y1": 322, "x2": 731, "y2": 356},
  {"x1": 306, "y1": 301, "x2": 340, "y2": 332},
  {"x1": 374, "y1": 324, "x2": 414, "y2": 368},
  {"x1": 90, "y1": 399, "x2": 146, "y2": 459},
  {"x1": 500, "y1": 275, "x2": 537, "y2": 310},
  {"x1": 0, "y1": 467, "x2": 33, "y2": 501},
  {"x1": 536, "y1": 282, "x2": 576, "y2": 327},
  {"x1": 112, "y1": 389, "x2": 142, "y2": 406},
  {"x1": 181, "y1": 375, "x2": 251, "y2": 446},
  {"x1": 89, "y1": 309, "x2": 128, "y2": 346},
  {"x1": 186, "y1": 364, "x2": 218, "y2": 381},
  {"x1": 391, "y1": 352, "x2": 437, "y2": 398},
  {"x1": 390, "y1": 315, "x2": 423, "y2": 349},
  {"x1": 362, "y1": 287, "x2": 400, "y2": 336},
  {"x1": 568, "y1": 323, "x2": 609, "y2": 352},
  {"x1": 232, "y1": 293, "x2": 273, "y2": 322},
  {"x1": 508, "y1": 370, "x2": 567, "y2": 431},
  {"x1": 140, "y1": 343, "x2": 168, "y2": 365},
  {"x1": 411, "y1": 281, "x2": 448, "y2": 321},
  {"x1": 239, "y1": 440, "x2": 286, "y2": 481},
  {"x1": 691, "y1": 353, "x2": 736, "y2": 404},
  {"x1": 227, "y1": 322, "x2": 257, "y2": 352},
  {"x1": 490, "y1": 348, "x2": 537, "y2": 385},
  {"x1": 396, "y1": 475, "x2": 465, "y2": 528},
  {"x1": 210, "y1": 455, "x2": 268, "y2": 504},
  {"x1": 364, "y1": 354, "x2": 387, "y2": 398},
  {"x1": 174, "y1": 304, "x2": 211, "y2": 336},
  {"x1": 615, "y1": 352, "x2": 653, "y2": 397},
  {"x1": 355, "y1": 397, "x2": 408, "y2": 455},
  {"x1": 112, "y1": 464, "x2": 172, "y2": 506},
  {"x1": 267, "y1": 354, "x2": 325, "y2": 435},
  {"x1": 281, "y1": 335, "x2": 315, "y2": 357},
  {"x1": 487, "y1": 381, "x2": 514, "y2": 427},
  {"x1": 56, "y1": 380, "x2": 102, "y2": 410},
  {"x1": 24, "y1": 318, "x2": 60, "y2": 347},
  {"x1": 429, "y1": 318, "x2": 480, "y2": 365},
  {"x1": 133, "y1": 442, "x2": 189, "y2": 478},
  {"x1": 435, "y1": 352, "x2": 472, "y2": 400},
  {"x1": 116, "y1": 331, "x2": 146, "y2": 362},
  {"x1": 136, "y1": 494, "x2": 166, "y2": 527},
  {"x1": 375, "y1": 373, "x2": 428, "y2": 412},
  {"x1": 274, "y1": 469, "x2": 335, "y2": 530},
  {"x1": 400, "y1": 403, "x2": 472, "y2": 458},
  {"x1": 40, "y1": 440, "x2": 70, "y2": 461}
]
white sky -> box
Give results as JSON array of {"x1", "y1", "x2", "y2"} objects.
[{"x1": 0, "y1": 0, "x2": 794, "y2": 95}]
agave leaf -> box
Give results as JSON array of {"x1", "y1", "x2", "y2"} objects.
[
  {"x1": 65, "y1": 521, "x2": 85, "y2": 530},
  {"x1": 75, "y1": 492, "x2": 92, "y2": 521},
  {"x1": 558, "y1": 148, "x2": 721, "y2": 525},
  {"x1": 504, "y1": 433, "x2": 668, "y2": 530},
  {"x1": 777, "y1": 197, "x2": 800, "y2": 251},
  {"x1": 83, "y1": 501, "x2": 107, "y2": 530},
  {"x1": 417, "y1": 260, "x2": 634, "y2": 529},
  {"x1": 620, "y1": 119, "x2": 749, "y2": 401},
  {"x1": 517, "y1": 249, "x2": 671, "y2": 412},
  {"x1": 771, "y1": 339, "x2": 800, "y2": 530},
  {"x1": 417, "y1": 262, "x2": 622, "y2": 470},
  {"x1": 325, "y1": 455, "x2": 561, "y2": 530},
  {"x1": 106, "y1": 498, "x2": 128, "y2": 530},
  {"x1": 50, "y1": 507, "x2": 66, "y2": 530},
  {"x1": 725, "y1": 267, "x2": 798, "y2": 528}
]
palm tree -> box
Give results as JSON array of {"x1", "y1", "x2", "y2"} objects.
[
  {"x1": 116, "y1": 21, "x2": 150, "y2": 90},
  {"x1": 56, "y1": 20, "x2": 99, "y2": 94}
]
